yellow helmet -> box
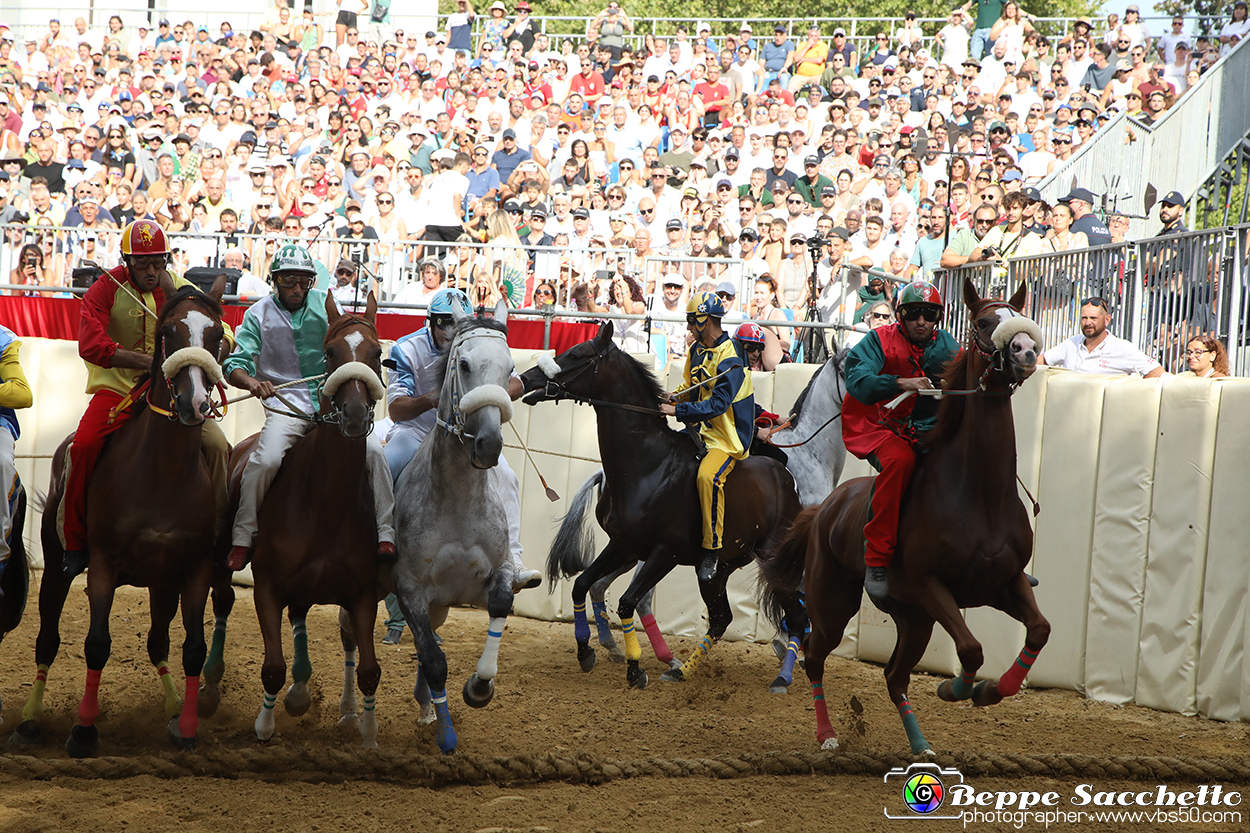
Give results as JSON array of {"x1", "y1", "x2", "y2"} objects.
[{"x1": 685, "y1": 290, "x2": 727, "y2": 318}]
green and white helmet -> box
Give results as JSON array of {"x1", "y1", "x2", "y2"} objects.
[{"x1": 269, "y1": 243, "x2": 318, "y2": 278}]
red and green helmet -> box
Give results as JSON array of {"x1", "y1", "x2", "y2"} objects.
[{"x1": 895, "y1": 280, "x2": 943, "y2": 310}]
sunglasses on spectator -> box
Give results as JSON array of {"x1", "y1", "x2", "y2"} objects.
[
  {"x1": 1053, "y1": 138, "x2": 1071, "y2": 144},
  {"x1": 870, "y1": 312, "x2": 893, "y2": 321},
  {"x1": 901, "y1": 307, "x2": 940, "y2": 322},
  {"x1": 535, "y1": 288, "x2": 554, "y2": 297},
  {"x1": 974, "y1": 217, "x2": 996, "y2": 225},
  {"x1": 640, "y1": 207, "x2": 655, "y2": 215},
  {"x1": 1081, "y1": 296, "x2": 1109, "y2": 310}
]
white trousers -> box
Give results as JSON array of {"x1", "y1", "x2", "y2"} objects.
[
  {"x1": 0, "y1": 430, "x2": 16, "y2": 566},
  {"x1": 232, "y1": 413, "x2": 395, "y2": 548}
]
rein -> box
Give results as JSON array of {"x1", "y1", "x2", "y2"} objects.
[
  {"x1": 536, "y1": 341, "x2": 669, "y2": 418},
  {"x1": 765, "y1": 350, "x2": 847, "y2": 449}
]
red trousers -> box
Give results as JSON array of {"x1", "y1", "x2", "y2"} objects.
[
  {"x1": 62, "y1": 390, "x2": 133, "y2": 552},
  {"x1": 863, "y1": 434, "x2": 917, "y2": 569}
]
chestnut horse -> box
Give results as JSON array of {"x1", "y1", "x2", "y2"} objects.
[
  {"x1": 230, "y1": 292, "x2": 388, "y2": 748},
  {"x1": 759, "y1": 279, "x2": 1050, "y2": 755},
  {"x1": 521, "y1": 323, "x2": 801, "y2": 690},
  {"x1": 15, "y1": 278, "x2": 229, "y2": 756}
]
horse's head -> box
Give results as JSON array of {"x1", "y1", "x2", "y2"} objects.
[
  {"x1": 439, "y1": 299, "x2": 515, "y2": 469},
  {"x1": 153, "y1": 273, "x2": 227, "y2": 426},
  {"x1": 321, "y1": 291, "x2": 386, "y2": 440},
  {"x1": 963, "y1": 278, "x2": 1043, "y2": 388},
  {"x1": 519, "y1": 322, "x2": 614, "y2": 405}
]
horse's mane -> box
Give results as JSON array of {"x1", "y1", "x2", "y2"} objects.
[
  {"x1": 149, "y1": 285, "x2": 225, "y2": 378},
  {"x1": 919, "y1": 344, "x2": 974, "y2": 452},
  {"x1": 609, "y1": 344, "x2": 667, "y2": 406},
  {"x1": 786, "y1": 362, "x2": 825, "y2": 429},
  {"x1": 433, "y1": 316, "x2": 510, "y2": 384}
]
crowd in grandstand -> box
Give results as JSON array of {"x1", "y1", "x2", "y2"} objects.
[{"x1": 0, "y1": 3, "x2": 1243, "y2": 365}]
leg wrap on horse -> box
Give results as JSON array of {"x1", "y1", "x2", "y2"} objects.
[
  {"x1": 997, "y1": 645, "x2": 1040, "y2": 697},
  {"x1": 640, "y1": 613, "x2": 675, "y2": 665},
  {"x1": 572, "y1": 601, "x2": 591, "y2": 644},
  {"x1": 157, "y1": 660, "x2": 180, "y2": 719},
  {"x1": 61, "y1": 391, "x2": 133, "y2": 551},
  {"x1": 952, "y1": 667, "x2": 977, "y2": 700},
  {"x1": 591, "y1": 600, "x2": 613, "y2": 646},
  {"x1": 898, "y1": 697, "x2": 930, "y2": 754},
  {"x1": 179, "y1": 676, "x2": 200, "y2": 739},
  {"x1": 291, "y1": 618, "x2": 312, "y2": 683},
  {"x1": 23, "y1": 664, "x2": 50, "y2": 721},
  {"x1": 78, "y1": 668, "x2": 102, "y2": 728},
  {"x1": 811, "y1": 680, "x2": 836, "y2": 744},
  {"x1": 619, "y1": 615, "x2": 642, "y2": 662},
  {"x1": 777, "y1": 637, "x2": 801, "y2": 685},
  {"x1": 863, "y1": 436, "x2": 917, "y2": 568},
  {"x1": 476, "y1": 616, "x2": 506, "y2": 680},
  {"x1": 680, "y1": 634, "x2": 715, "y2": 677},
  {"x1": 697, "y1": 449, "x2": 737, "y2": 551}
]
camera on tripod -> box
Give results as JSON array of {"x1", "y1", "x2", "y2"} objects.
[{"x1": 806, "y1": 235, "x2": 826, "y2": 250}]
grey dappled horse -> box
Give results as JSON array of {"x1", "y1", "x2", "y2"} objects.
[{"x1": 387, "y1": 300, "x2": 517, "y2": 755}]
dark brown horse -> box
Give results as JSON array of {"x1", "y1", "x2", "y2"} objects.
[
  {"x1": 521, "y1": 323, "x2": 801, "y2": 690},
  {"x1": 231, "y1": 292, "x2": 387, "y2": 747},
  {"x1": 0, "y1": 480, "x2": 29, "y2": 715},
  {"x1": 759, "y1": 279, "x2": 1050, "y2": 755},
  {"x1": 14, "y1": 277, "x2": 229, "y2": 756}
]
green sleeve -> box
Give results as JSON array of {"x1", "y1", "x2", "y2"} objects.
[
  {"x1": 844, "y1": 330, "x2": 902, "y2": 405},
  {"x1": 222, "y1": 308, "x2": 264, "y2": 380}
]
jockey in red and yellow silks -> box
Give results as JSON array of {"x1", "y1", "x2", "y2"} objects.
[
  {"x1": 59, "y1": 220, "x2": 233, "y2": 578},
  {"x1": 841, "y1": 280, "x2": 960, "y2": 608}
]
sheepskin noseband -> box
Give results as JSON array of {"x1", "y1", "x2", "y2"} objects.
[
  {"x1": 535, "y1": 354, "x2": 562, "y2": 378},
  {"x1": 458, "y1": 384, "x2": 514, "y2": 423},
  {"x1": 162, "y1": 347, "x2": 223, "y2": 384},
  {"x1": 991, "y1": 316, "x2": 1043, "y2": 352},
  {"x1": 322, "y1": 361, "x2": 387, "y2": 401}
]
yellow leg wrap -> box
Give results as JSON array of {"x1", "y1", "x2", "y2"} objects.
[
  {"x1": 680, "y1": 635, "x2": 716, "y2": 677},
  {"x1": 620, "y1": 616, "x2": 642, "y2": 662},
  {"x1": 157, "y1": 660, "x2": 180, "y2": 719},
  {"x1": 22, "y1": 664, "x2": 50, "y2": 721}
]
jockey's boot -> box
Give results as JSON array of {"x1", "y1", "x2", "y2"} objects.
[
  {"x1": 377, "y1": 541, "x2": 398, "y2": 564},
  {"x1": 512, "y1": 569, "x2": 542, "y2": 591},
  {"x1": 697, "y1": 548, "x2": 720, "y2": 583},
  {"x1": 226, "y1": 545, "x2": 252, "y2": 571},
  {"x1": 62, "y1": 550, "x2": 89, "y2": 579},
  {"x1": 864, "y1": 566, "x2": 890, "y2": 609}
]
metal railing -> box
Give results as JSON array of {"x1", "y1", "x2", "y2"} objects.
[
  {"x1": 932, "y1": 223, "x2": 1249, "y2": 375},
  {"x1": 1036, "y1": 37, "x2": 1250, "y2": 242}
]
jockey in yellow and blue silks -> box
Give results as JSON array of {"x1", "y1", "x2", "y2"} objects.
[{"x1": 660, "y1": 291, "x2": 754, "y2": 583}]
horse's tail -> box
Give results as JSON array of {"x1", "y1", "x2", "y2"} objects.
[
  {"x1": 757, "y1": 505, "x2": 819, "y2": 634},
  {"x1": 546, "y1": 469, "x2": 603, "y2": 594}
]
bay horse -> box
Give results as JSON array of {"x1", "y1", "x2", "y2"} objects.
[
  {"x1": 389, "y1": 300, "x2": 518, "y2": 755},
  {"x1": 230, "y1": 292, "x2": 388, "y2": 748},
  {"x1": 574, "y1": 349, "x2": 849, "y2": 677},
  {"x1": 758, "y1": 278, "x2": 1050, "y2": 755},
  {"x1": 0, "y1": 480, "x2": 29, "y2": 714},
  {"x1": 15, "y1": 277, "x2": 229, "y2": 756},
  {"x1": 520, "y1": 323, "x2": 801, "y2": 690}
]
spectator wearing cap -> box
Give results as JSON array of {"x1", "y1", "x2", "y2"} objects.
[
  {"x1": 502, "y1": 0, "x2": 538, "y2": 53},
  {"x1": 1156, "y1": 190, "x2": 1188, "y2": 236},
  {"x1": 657, "y1": 124, "x2": 694, "y2": 187},
  {"x1": 760, "y1": 25, "x2": 797, "y2": 89},
  {"x1": 466, "y1": 145, "x2": 501, "y2": 213},
  {"x1": 491, "y1": 128, "x2": 531, "y2": 183},
  {"x1": 1061, "y1": 186, "x2": 1112, "y2": 245},
  {"x1": 794, "y1": 154, "x2": 833, "y2": 208}
]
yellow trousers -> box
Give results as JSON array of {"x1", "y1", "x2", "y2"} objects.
[{"x1": 697, "y1": 449, "x2": 737, "y2": 550}]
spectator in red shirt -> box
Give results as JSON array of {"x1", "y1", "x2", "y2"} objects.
[
  {"x1": 693, "y1": 63, "x2": 731, "y2": 128},
  {"x1": 570, "y1": 55, "x2": 606, "y2": 106}
]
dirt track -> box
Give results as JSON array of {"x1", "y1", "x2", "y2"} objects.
[{"x1": 1, "y1": 575, "x2": 1247, "y2": 832}]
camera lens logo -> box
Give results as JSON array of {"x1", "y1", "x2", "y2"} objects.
[{"x1": 902, "y1": 771, "x2": 945, "y2": 814}]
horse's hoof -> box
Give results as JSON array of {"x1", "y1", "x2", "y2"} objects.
[
  {"x1": 9, "y1": 720, "x2": 44, "y2": 746},
  {"x1": 362, "y1": 738, "x2": 379, "y2": 750},
  {"x1": 462, "y1": 672, "x2": 495, "y2": 708},
  {"x1": 606, "y1": 644, "x2": 626, "y2": 664},
  {"x1": 576, "y1": 642, "x2": 596, "y2": 673},
  {"x1": 660, "y1": 666, "x2": 685, "y2": 683},
  {"x1": 418, "y1": 704, "x2": 436, "y2": 726},
  {"x1": 65, "y1": 724, "x2": 99, "y2": 759},
  {"x1": 971, "y1": 680, "x2": 1003, "y2": 707},
  {"x1": 915, "y1": 747, "x2": 938, "y2": 760},
  {"x1": 820, "y1": 737, "x2": 840, "y2": 752},
  {"x1": 284, "y1": 682, "x2": 311, "y2": 716},
  {"x1": 337, "y1": 713, "x2": 359, "y2": 729},
  {"x1": 936, "y1": 679, "x2": 960, "y2": 702},
  {"x1": 772, "y1": 637, "x2": 787, "y2": 662},
  {"x1": 198, "y1": 682, "x2": 222, "y2": 718},
  {"x1": 203, "y1": 657, "x2": 225, "y2": 686},
  {"x1": 768, "y1": 675, "x2": 790, "y2": 694},
  {"x1": 627, "y1": 661, "x2": 648, "y2": 690},
  {"x1": 177, "y1": 735, "x2": 197, "y2": 752}
]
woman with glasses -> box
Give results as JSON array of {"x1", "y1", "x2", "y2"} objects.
[
  {"x1": 526, "y1": 280, "x2": 564, "y2": 311},
  {"x1": 367, "y1": 190, "x2": 408, "y2": 281},
  {"x1": 1182, "y1": 336, "x2": 1231, "y2": 378}
]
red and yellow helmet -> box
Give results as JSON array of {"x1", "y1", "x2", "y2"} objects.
[{"x1": 120, "y1": 219, "x2": 171, "y2": 257}]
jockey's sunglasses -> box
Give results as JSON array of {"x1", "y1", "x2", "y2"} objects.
[
  {"x1": 901, "y1": 307, "x2": 941, "y2": 323},
  {"x1": 274, "y1": 275, "x2": 313, "y2": 289},
  {"x1": 743, "y1": 343, "x2": 764, "y2": 353}
]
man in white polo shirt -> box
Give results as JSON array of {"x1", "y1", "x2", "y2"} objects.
[{"x1": 1039, "y1": 297, "x2": 1162, "y2": 377}]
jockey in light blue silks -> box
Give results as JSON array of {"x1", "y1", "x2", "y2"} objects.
[{"x1": 385, "y1": 288, "x2": 541, "y2": 596}]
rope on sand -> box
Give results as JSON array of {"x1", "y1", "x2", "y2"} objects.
[{"x1": 5, "y1": 748, "x2": 1250, "y2": 786}]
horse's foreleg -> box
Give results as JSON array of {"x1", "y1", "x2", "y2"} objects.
[
  {"x1": 926, "y1": 578, "x2": 987, "y2": 707},
  {"x1": 571, "y1": 541, "x2": 628, "y2": 674},
  {"x1": 465, "y1": 573, "x2": 512, "y2": 710},
  {"x1": 979, "y1": 573, "x2": 1051, "y2": 706},
  {"x1": 589, "y1": 562, "x2": 633, "y2": 663},
  {"x1": 770, "y1": 591, "x2": 807, "y2": 694},
  {"x1": 146, "y1": 586, "x2": 181, "y2": 722},
  {"x1": 284, "y1": 605, "x2": 313, "y2": 716},
  {"x1": 663, "y1": 566, "x2": 735, "y2": 683},
  {"x1": 633, "y1": 574, "x2": 676, "y2": 666},
  {"x1": 803, "y1": 563, "x2": 861, "y2": 751},
  {"x1": 346, "y1": 598, "x2": 380, "y2": 749},
  {"x1": 616, "y1": 552, "x2": 676, "y2": 690},
  {"x1": 200, "y1": 574, "x2": 235, "y2": 717},
  {"x1": 885, "y1": 611, "x2": 937, "y2": 757},
  {"x1": 14, "y1": 562, "x2": 75, "y2": 741},
  {"x1": 175, "y1": 565, "x2": 211, "y2": 750},
  {"x1": 254, "y1": 585, "x2": 286, "y2": 742},
  {"x1": 336, "y1": 607, "x2": 359, "y2": 728},
  {"x1": 66, "y1": 569, "x2": 115, "y2": 758},
  {"x1": 394, "y1": 577, "x2": 455, "y2": 754}
]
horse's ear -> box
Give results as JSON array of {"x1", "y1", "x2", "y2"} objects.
[
  {"x1": 325, "y1": 290, "x2": 341, "y2": 325},
  {"x1": 364, "y1": 290, "x2": 377, "y2": 323},
  {"x1": 493, "y1": 298, "x2": 508, "y2": 327},
  {"x1": 595, "y1": 322, "x2": 613, "y2": 346},
  {"x1": 962, "y1": 276, "x2": 982, "y2": 311},
  {"x1": 452, "y1": 299, "x2": 469, "y2": 323},
  {"x1": 157, "y1": 269, "x2": 177, "y2": 306},
  {"x1": 1008, "y1": 282, "x2": 1027, "y2": 312},
  {"x1": 208, "y1": 274, "x2": 227, "y2": 304}
]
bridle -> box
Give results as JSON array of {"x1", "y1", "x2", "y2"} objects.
[
  {"x1": 436, "y1": 326, "x2": 513, "y2": 440},
  {"x1": 535, "y1": 339, "x2": 668, "y2": 417},
  {"x1": 966, "y1": 300, "x2": 1029, "y2": 395}
]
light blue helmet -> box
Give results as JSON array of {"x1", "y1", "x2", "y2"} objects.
[{"x1": 428, "y1": 288, "x2": 472, "y2": 318}]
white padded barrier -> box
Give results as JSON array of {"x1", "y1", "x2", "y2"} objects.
[{"x1": 1135, "y1": 377, "x2": 1221, "y2": 716}]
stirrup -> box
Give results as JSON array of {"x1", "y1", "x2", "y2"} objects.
[
  {"x1": 63, "y1": 550, "x2": 89, "y2": 578},
  {"x1": 864, "y1": 566, "x2": 890, "y2": 609}
]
